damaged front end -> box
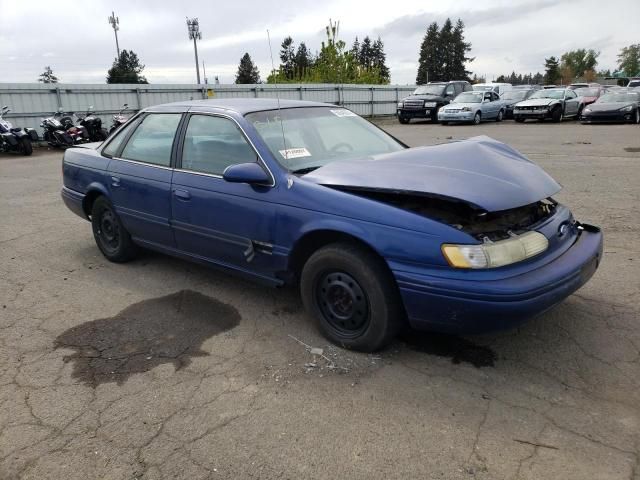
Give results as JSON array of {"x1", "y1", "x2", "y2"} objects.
[{"x1": 333, "y1": 187, "x2": 557, "y2": 242}]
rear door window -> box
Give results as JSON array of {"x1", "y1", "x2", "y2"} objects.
[{"x1": 120, "y1": 114, "x2": 182, "y2": 167}]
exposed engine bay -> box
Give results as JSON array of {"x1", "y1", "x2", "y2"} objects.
[{"x1": 332, "y1": 187, "x2": 557, "y2": 241}]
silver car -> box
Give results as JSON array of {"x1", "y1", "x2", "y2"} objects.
[
  {"x1": 437, "y1": 91, "x2": 505, "y2": 125},
  {"x1": 513, "y1": 88, "x2": 582, "y2": 123}
]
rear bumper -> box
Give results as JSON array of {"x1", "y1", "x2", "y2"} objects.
[
  {"x1": 61, "y1": 186, "x2": 87, "y2": 220},
  {"x1": 394, "y1": 225, "x2": 603, "y2": 334}
]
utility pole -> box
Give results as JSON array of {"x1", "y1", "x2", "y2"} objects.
[
  {"x1": 108, "y1": 11, "x2": 120, "y2": 58},
  {"x1": 186, "y1": 18, "x2": 202, "y2": 85},
  {"x1": 202, "y1": 61, "x2": 208, "y2": 84}
]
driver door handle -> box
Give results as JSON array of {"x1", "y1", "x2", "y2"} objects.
[{"x1": 173, "y1": 189, "x2": 191, "y2": 200}]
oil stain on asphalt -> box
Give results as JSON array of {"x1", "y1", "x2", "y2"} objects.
[
  {"x1": 55, "y1": 290, "x2": 240, "y2": 386},
  {"x1": 400, "y1": 331, "x2": 496, "y2": 368}
]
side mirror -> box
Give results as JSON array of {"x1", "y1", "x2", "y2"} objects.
[{"x1": 223, "y1": 162, "x2": 270, "y2": 185}]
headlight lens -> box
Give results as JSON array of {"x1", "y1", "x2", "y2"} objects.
[
  {"x1": 620, "y1": 105, "x2": 633, "y2": 112},
  {"x1": 583, "y1": 108, "x2": 591, "y2": 113},
  {"x1": 442, "y1": 231, "x2": 549, "y2": 269},
  {"x1": 397, "y1": 102, "x2": 403, "y2": 108},
  {"x1": 461, "y1": 107, "x2": 472, "y2": 112}
]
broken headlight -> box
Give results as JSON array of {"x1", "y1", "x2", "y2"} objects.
[{"x1": 442, "y1": 231, "x2": 548, "y2": 269}]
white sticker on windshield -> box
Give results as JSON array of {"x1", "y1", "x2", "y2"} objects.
[
  {"x1": 330, "y1": 109, "x2": 357, "y2": 117},
  {"x1": 279, "y1": 147, "x2": 311, "y2": 159}
]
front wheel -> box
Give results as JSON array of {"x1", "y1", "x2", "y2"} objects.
[
  {"x1": 634, "y1": 109, "x2": 640, "y2": 124},
  {"x1": 515, "y1": 117, "x2": 525, "y2": 123},
  {"x1": 91, "y1": 196, "x2": 137, "y2": 262},
  {"x1": 473, "y1": 112, "x2": 481, "y2": 125},
  {"x1": 551, "y1": 106, "x2": 563, "y2": 123},
  {"x1": 496, "y1": 109, "x2": 504, "y2": 122},
  {"x1": 300, "y1": 243, "x2": 404, "y2": 352},
  {"x1": 19, "y1": 137, "x2": 32, "y2": 156},
  {"x1": 398, "y1": 116, "x2": 410, "y2": 124},
  {"x1": 440, "y1": 121, "x2": 448, "y2": 126}
]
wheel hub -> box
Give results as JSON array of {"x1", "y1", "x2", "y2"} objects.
[{"x1": 317, "y1": 272, "x2": 369, "y2": 334}]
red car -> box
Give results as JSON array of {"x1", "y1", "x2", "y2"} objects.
[{"x1": 574, "y1": 86, "x2": 605, "y2": 110}]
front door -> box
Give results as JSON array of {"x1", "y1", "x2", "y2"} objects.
[
  {"x1": 106, "y1": 112, "x2": 182, "y2": 247},
  {"x1": 170, "y1": 113, "x2": 277, "y2": 275},
  {"x1": 563, "y1": 90, "x2": 579, "y2": 116}
]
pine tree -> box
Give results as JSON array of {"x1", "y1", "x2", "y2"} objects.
[
  {"x1": 38, "y1": 66, "x2": 59, "y2": 83},
  {"x1": 544, "y1": 56, "x2": 560, "y2": 84},
  {"x1": 359, "y1": 36, "x2": 373, "y2": 70},
  {"x1": 280, "y1": 37, "x2": 296, "y2": 80},
  {"x1": 416, "y1": 22, "x2": 440, "y2": 84},
  {"x1": 235, "y1": 53, "x2": 261, "y2": 84},
  {"x1": 350, "y1": 37, "x2": 360, "y2": 61},
  {"x1": 438, "y1": 19, "x2": 454, "y2": 80},
  {"x1": 106, "y1": 50, "x2": 148, "y2": 84},
  {"x1": 450, "y1": 19, "x2": 473, "y2": 80},
  {"x1": 372, "y1": 37, "x2": 390, "y2": 83},
  {"x1": 294, "y1": 42, "x2": 313, "y2": 78}
]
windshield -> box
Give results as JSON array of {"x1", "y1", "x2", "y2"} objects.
[
  {"x1": 413, "y1": 85, "x2": 445, "y2": 96},
  {"x1": 597, "y1": 93, "x2": 639, "y2": 103},
  {"x1": 453, "y1": 92, "x2": 483, "y2": 103},
  {"x1": 472, "y1": 85, "x2": 494, "y2": 92},
  {"x1": 575, "y1": 88, "x2": 599, "y2": 97},
  {"x1": 529, "y1": 89, "x2": 565, "y2": 100},
  {"x1": 501, "y1": 91, "x2": 529, "y2": 101},
  {"x1": 246, "y1": 107, "x2": 405, "y2": 172}
]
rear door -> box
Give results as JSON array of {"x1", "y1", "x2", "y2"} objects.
[
  {"x1": 106, "y1": 112, "x2": 182, "y2": 247},
  {"x1": 170, "y1": 113, "x2": 277, "y2": 275}
]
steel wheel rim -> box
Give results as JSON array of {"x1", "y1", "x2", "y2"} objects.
[
  {"x1": 474, "y1": 113, "x2": 481, "y2": 124},
  {"x1": 97, "y1": 209, "x2": 120, "y2": 252},
  {"x1": 316, "y1": 271, "x2": 370, "y2": 336}
]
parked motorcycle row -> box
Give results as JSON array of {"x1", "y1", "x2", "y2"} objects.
[
  {"x1": 0, "y1": 106, "x2": 39, "y2": 156},
  {"x1": 0, "y1": 103, "x2": 133, "y2": 154}
]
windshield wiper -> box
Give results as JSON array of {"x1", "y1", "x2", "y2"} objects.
[{"x1": 291, "y1": 166, "x2": 320, "y2": 175}]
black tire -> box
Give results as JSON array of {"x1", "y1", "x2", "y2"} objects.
[
  {"x1": 300, "y1": 242, "x2": 403, "y2": 352},
  {"x1": 577, "y1": 105, "x2": 583, "y2": 119},
  {"x1": 98, "y1": 129, "x2": 108, "y2": 141},
  {"x1": 19, "y1": 138, "x2": 32, "y2": 156},
  {"x1": 440, "y1": 121, "x2": 449, "y2": 126},
  {"x1": 634, "y1": 109, "x2": 640, "y2": 124},
  {"x1": 473, "y1": 111, "x2": 481, "y2": 125},
  {"x1": 515, "y1": 117, "x2": 525, "y2": 123},
  {"x1": 398, "y1": 116, "x2": 410, "y2": 124},
  {"x1": 91, "y1": 196, "x2": 137, "y2": 263},
  {"x1": 496, "y1": 109, "x2": 504, "y2": 122},
  {"x1": 551, "y1": 106, "x2": 563, "y2": 123}
]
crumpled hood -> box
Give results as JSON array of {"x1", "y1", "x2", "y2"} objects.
[
  {"x1": 516, "y1": 98, "x2": 557, "y2": 107},
  {"x1": 303, "y1": 136, "x2": 561, "y2": 212}
]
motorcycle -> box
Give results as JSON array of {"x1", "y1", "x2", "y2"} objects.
[
  {"x1": 76, "y1": 106, "x2": 108, "y2": 142},
  {"x1": 0, "y1": 106, "x2": 38, "y2": 156},
  {"x1": 41, "y1": 109, "x2": 89, "y2": 148},
  {"x1": 108, "y1": 103, "x2": 130, "y2": 135}
]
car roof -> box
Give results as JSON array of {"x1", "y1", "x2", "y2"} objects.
[{"x1": 145, "y1": 98, "x2": 332, "y2": 115}]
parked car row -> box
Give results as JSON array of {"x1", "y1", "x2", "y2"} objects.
[{"x1": 397, "y1": 81, "x2": 640, "y2": 125}]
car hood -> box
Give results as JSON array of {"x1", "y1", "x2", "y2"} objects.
[
  {"x1": 586, "y1": 103, "x2": 632, "y2": 112},
  {"x1": 516, "y1": 98, "x2": 557, "y2": 107},
  {"x1": 304, "y1": 136, "x2": 561, "y2": 212},
  {"x1": 401, "y1": 94, "x2": 446, "y2": 102},
  {"x1": 444, "y1": 102, "x2": 481, "y2": 109}
]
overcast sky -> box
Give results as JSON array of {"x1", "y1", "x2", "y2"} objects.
[{"x1": 1, "y1": 0, "x2": 637, "y2": 85}]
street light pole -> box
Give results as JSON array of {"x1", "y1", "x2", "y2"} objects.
[
  {"x1": 186, "y1": 18, "x2": 202, "y2": 85},
  {"x1": 108, "y1": 11, "x2": 120, "y2": 58}
]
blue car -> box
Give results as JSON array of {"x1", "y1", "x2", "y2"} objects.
[{"x1": 61, "y1": 99, "x2": 603, "y2": 351}]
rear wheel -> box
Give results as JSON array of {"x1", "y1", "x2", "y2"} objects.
[
  {"x1": 398, "y1": 116, "x2": 410, "y2": 124},
  {"x1": 19, "y1": 137, "x2": 32, "y2": 156},
  {"x1": 91, "y1": 196, "x2": 137, "y2": 262},
  {"x1": 300, "y1": 243, "x2": 403, "y2": 352}
]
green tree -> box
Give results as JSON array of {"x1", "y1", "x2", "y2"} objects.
[
  {"x1": 617, "y1": 44, "x2": 640, "y2": 77},
  {"x1": 544, "y1": 56, "x2": 560, "y2": 84},
  {"x1": 371, "y1": 37, "x2": 390, "y2": 83},
  {"x1": 106, "y1": 50, "x2": 148, "y2": 84},
  {"x1": 235, "y1": 53, "x2": 261, "y2": 84},
  {"x1": 450, "y1": 19, "x2": 473, "y2": 80},
  {"x1": 279, "y1": 36, "x2": 296, "y2": 80},
  {"x1": 359, "y1": 36, "x2": 373, "y2": 69},
  {"x1": 294, "y1": 42, "x2": 314, "y2": 78},
  {"x1": 560, "y1": 49, "x2": 599, "y2": 78},
  {"x1": 438, "y1": 19, "x2": 454, "y2": 80},
  {"x1": 38, "y1": 66, "x2": 58, "y2": 83},
  {"x1": 416, "y1": 22, "x2": 440, "y2": 84}
]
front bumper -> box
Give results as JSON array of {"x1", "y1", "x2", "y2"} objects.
[
  {"x1": 513, "y1": 108, "x2": 550, "y2": 119},
  {"x1": 581, "y1": 112, "x2": 633, "y2": 123},
  {"x1": 393, "y1": 224, "x2": 603, "y2": 334},
  {"x1": 437, "y1": 110, "x2": 474, "y2": 122},
  {"x1": 397, "y1": 106, "x2": 438, "y2": 120}
]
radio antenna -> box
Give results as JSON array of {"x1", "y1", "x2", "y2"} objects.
[{"x1": 267, "y1": 29, "x2": 289, "y2": 165}]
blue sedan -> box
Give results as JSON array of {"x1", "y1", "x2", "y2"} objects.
[{"x1": 61, "y1": 99, "x2": 602, "y2": 351}]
